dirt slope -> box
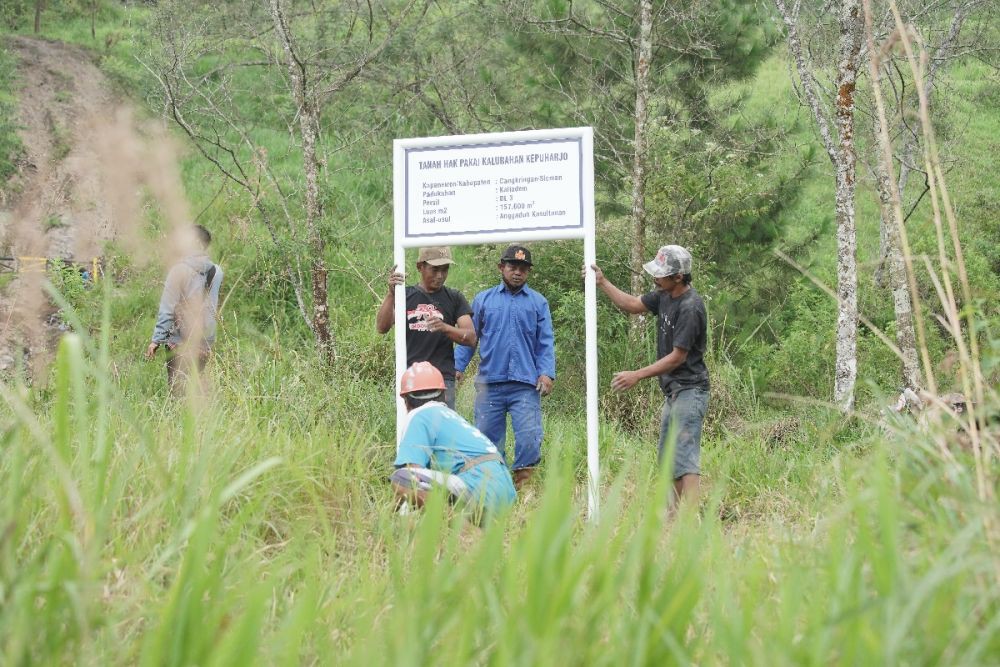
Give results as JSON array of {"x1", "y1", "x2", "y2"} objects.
[{"x1": 0, "y1": 35, "x2": 119, "y2": 370}]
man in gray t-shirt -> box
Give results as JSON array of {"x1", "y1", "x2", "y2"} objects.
[
  {"x1": 144, "y1": 225, "x2": 223, "y2": 391},
  {"x1": 639, "y1": 286, "x2": 709, "y2": 395},
  {"x1": 588, "y1": 244, "x2": 709, "y2": 507}
]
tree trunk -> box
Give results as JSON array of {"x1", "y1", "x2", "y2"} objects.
[
  {"x1": 777, "y1": 0, "x2": 863, "y2": 411},
  {"x1": 301, "y1": 104, "x2": 334, "y2": 364},
  {"x1": 34, "y1": 0, "x2": 43, "y2": 34},
  {"x1": 628, "y1": 0, "x2": 653, "y2": 308},
  {"x1": 832, "y1": 0, "x2": 863, "y2": 411},
  {"x1": 872, "y1": 102, "x2": 921, "y2": 389},
  {"x1": 872, "y1": 1, "x2": 970, "y2": 390},
  {"x1": 873, "y1": 145, "x2": 922, "y2": 390},
  {"x1": 269, "y1": 0, "x2": 335, "y2": 363}
]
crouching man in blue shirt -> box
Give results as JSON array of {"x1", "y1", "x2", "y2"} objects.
[
  {"x1": 455, "y1": 245, "x2": 556, "y2": 489},
  {"x1": 391, "y1": 362, "x2": 516, "y2": 524}
]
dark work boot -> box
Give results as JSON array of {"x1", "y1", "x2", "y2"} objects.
[{"x1": 512, "y1": 467, "x2": 534, "y2": 491}]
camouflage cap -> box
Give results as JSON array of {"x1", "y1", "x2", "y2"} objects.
[{"x1": 643, "y1": 245, "x2": 692, "y2": 278}]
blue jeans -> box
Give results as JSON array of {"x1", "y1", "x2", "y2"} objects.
[
  {"x1": 658, "y1": 387, "x2": 709, "y2": 479},
  {"x1": 474, "y1": 381, "x2": 542, "y2": 470}
]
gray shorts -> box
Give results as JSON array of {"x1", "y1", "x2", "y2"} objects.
[{"x1": 657, "y1": 387, "x2": 709, "y2": 479}]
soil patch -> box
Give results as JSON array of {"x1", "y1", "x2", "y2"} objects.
[{"x1": 0, "y1": 36, "x2": 119, "y2": 371}]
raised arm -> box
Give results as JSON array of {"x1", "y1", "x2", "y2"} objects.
[
  {"x1": 587, "y1": 264, "x2": 648, "y2": 314},
  {"x1": 455, "y1": 314, "x2": 477, "y2": 348},
  {"x1": 375, "y1": 265, "x2": 405, "y2": 334}
]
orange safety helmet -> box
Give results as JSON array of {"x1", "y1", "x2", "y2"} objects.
[{"x1": 399, "y1": 361, "x2": 446, "y2": 397}]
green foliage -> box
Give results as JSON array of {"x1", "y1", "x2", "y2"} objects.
[
  {"x1": 48, "y1": 258, "x2": 92, "y2": 309},
  {"x1": 645, "y1": 110, "x2": 816, "y2": 300},
  {"x1": 0, "y1": 0, "x2": 33, "y2": 31},
  {"x1": 495, "y1": 1, "x2": 779, "y2": 195},
  {"x1": 0, "y1": 40, "x2": 22, "y2": 182},
  {"x1": 2, "y1": 5, "x2": 1000, "y2": 662},
  {"x1": 1, "y1": 307, "x2": 997, "y2": 663},
  {"x1": 11, "y1": 0, "x2": 111, "y2": 32},
  {"x1": 755, "y1": 281, "x2": 836, "y2": 398}
]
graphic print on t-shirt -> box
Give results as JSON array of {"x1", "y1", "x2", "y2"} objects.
[
  {"x1": 660, "y1": 310, "x2": 673, "y2": 338},
  {"x1": 408, "y1": 303, "x2": 443, "y2": 331}
]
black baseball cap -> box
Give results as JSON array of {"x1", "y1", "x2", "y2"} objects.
[{"x1": 500, "y1": 245, "x2": 533, "y2": 266}]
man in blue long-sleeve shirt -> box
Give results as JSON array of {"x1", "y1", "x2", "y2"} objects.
[{"x1": 455, "y1": 245, "x2": 555, "y2": 489}]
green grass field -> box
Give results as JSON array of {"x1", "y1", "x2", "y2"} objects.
[
  {"x1": 1, "y1": 4, "x2": 998, "y2": 665},
  {"x1": 3, "y1": 317, "x2": 997, "y2": 664}
]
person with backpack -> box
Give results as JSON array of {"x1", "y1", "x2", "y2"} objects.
[
  {"x1": 391, "y1": 361, "x2": 516, "y2": 524},
  {"x1": 144, "y1": 224, "x2": 223, "y2": 390}
]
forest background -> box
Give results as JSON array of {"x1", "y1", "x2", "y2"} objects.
[{"x1": 0, "y1": 0, "x2": 998, "y2": 664}]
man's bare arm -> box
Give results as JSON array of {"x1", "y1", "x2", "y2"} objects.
[
  {"x1": 376, "y1": 265, "x2": 404, "y2": 333},
  {"x1": 587, "y1": 264, "x2": 647, "y2": 314},
  {"x1": 611, "y1": 347, "x2": 689, "y2": 392},
  {"x1": 426, "y1": 313, "x2": 477, "y2": 347}
]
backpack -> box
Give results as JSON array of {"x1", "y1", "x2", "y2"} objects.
[
  {"x1": 176, "y1": 264, "x2": 218, "y2": 343},
  {"x1": 203, "y1": 264, "x2": 217, "y2": 292}
]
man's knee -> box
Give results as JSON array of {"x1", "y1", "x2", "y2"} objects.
[
  {"x1": 389, "y1": 467, "x2": 470, "y2": 503},
  {"x1": 509, "y1": 383, "x2": 541, "y2": 424},
  {"x1": 390, "y1": 468, "x2": 435, "y2": 493},
  {"x1": 474, "y1": 383, "x2": 509, "y2": 444},
  {"x1": 509, "y1": 384, "x2": 543, "y2": 468}
]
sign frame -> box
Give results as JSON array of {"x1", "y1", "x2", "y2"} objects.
[{"x1": 393, "y1": 127, "x2": 600, "y2": 520}]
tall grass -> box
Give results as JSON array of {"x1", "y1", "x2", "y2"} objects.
[
  {"x1": 0, "y1": 39, "x2": 22, "y2": 181},
  {"x1": 863, "y1": 0, "x2": 999, "y2": 571},
  {"x1": 1, "y1": 272, "x2": 998, "y2": 664},
  {"x1": 1, "y1": 4, "x2": 997, "y2": 665}
]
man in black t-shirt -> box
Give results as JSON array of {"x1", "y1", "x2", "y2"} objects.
[
  {"x1": 376, "y1": 246, "x2": 477, "y2": 408},
  {"x1": 588, "y1": 245, "x2": 709, "y2": 507}
]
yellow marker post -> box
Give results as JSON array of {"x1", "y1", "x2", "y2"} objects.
[{"x1": 17, "y1": 257, "x2": 49, "y2": 273}]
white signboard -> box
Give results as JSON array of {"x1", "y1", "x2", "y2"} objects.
[
  {"x1": 403, "y1": 137, "x2": 584, "y2": 241},
  {"x1": 393, "y1": 127, "x2": 600, "y2": 520}
]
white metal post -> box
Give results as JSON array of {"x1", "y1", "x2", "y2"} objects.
[
  {"x1": 581, "y1": 129, "x2": 600, "y2": 522},
  {"x1": 392, "y1": 141, "x2": 408, "y2": 443},
  {"x1": 393, "y1": 247, "x2": 407, "y2": 441}
]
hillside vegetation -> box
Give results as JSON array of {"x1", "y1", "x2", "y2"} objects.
[{"x1": 0, "y1": 2, "x2": 998, "y2": 664}]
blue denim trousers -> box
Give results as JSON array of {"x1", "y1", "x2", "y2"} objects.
[
  {"x1": 657, "y1": 387, "x2": 709, "y2": 479},
  {"x1": 474, "y1": 381, "x2": 542, "y2": 470}
]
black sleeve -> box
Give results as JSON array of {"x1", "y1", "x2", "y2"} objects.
[
  {"x1": 672, "y1": 300, "x2": 706, "y2": 351},
  {"x1": 639, "y1": 290, "x2": 660, "y2": 314}
]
